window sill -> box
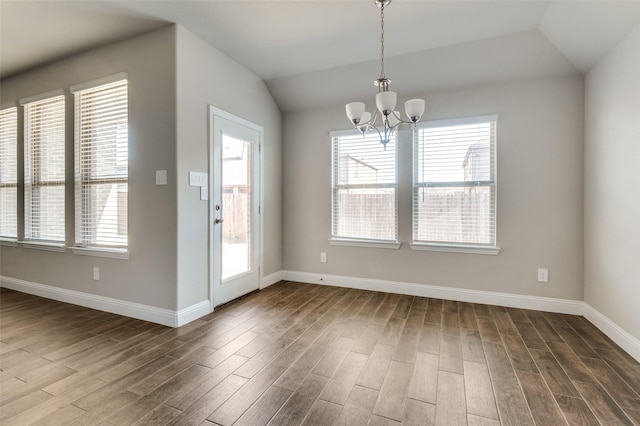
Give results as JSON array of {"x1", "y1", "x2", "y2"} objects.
[
  {"x1": 410, "y1": 243, "x2": 500, "y2": 255},
  {"x1": 19, "y1": 241, "x2": 67, "y2": 252},
  {"x1": 329, "y1": 238, "x2": 401, "y2": 249},
  {"x1": 71, "y1": 246, "x2": 129, "y2": 259},
  {"x1": 0, "y1": 238, "x2": 18, "y2": 247}
]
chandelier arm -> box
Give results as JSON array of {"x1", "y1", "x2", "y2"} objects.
[
  {"x1": 355, "y1": 109, "x2": 380, "y2": 128},
  {"x1": 388, "y1": 125, "x2": 397, "y2": 141},
  {"x1": 388, "y1": 120, "x2": 416, "y2": 132},
  {"x1": 389, "y1": 110, "x2": 415, "y2": 127},
  {"x1": 358, "y1": 123, "x2": 384, "y2": 140},
  {"x1": 368, "y1": 109, "x2": 381, "y2": 126},
  {"x1": 386, "y1": 120, "x2": 408, "y2": 141},
  {"x1": 384, "y1": 113, "x2": 417, "y2": 139},
  {"x1": 354, "y1": 109, "x2": 382, "y2": 137}
]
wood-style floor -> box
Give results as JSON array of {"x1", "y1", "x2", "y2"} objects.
[{"x1": 1, "y1": 282, "x2": 639, "y2": 426}]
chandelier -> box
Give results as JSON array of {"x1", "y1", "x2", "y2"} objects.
[{"x1": 345, "y1": 0, "x2": 425, "y2": 149}]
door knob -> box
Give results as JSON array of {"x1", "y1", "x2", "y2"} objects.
[{"x1": 215, "y1": 217, "x2": 224, "y2": 224}]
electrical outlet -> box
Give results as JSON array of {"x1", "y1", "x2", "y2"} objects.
[
  {"x1": 320, "y1": 252, "x2": 327, "y2": 263},
  {"x1": 537, "y1": 268, "x2": 549, "y2": 283},
  {"x1": 93, "y1": 267, "x2": 100, "y2": 281}
]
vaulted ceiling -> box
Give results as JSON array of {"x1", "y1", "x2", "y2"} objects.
[{"x1": 2, "y1": 1, "x2": 639, "y2": 112}]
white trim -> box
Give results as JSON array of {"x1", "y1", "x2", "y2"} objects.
[
  {"x1": 583, "y1": 304, "x2": 640, "y2": 363},
  {"x1": 261, "y1": 271, "x2": 283, "y2": 289},
  {"x1": 280, "y1": 270, "x2": 640, "y2": 362},
  {"x1": 19, "y1": 241, "x2": 66, "y2": 252},
  {"x1": 413, "y1": 116, "x2": 498, "y2": 251},
  {"x1": 417, "y1": 114, "x2": 498, "y2": 130},
  {"x1": 281, "y1": 270, "x2": 583, "y2": 315},
  {"x1": 410, "y1": 243, "x2": 500, "y2": 255},
  {"x1": 0, "y1": 275, "x2": 211, "y2": 327},
  {"x1": 71, "y1": 246, "x2": 129, "y2": 260},
  {"x1": 208, "y1": 106, "x2": 264, "y2": 309},
  {"x1": 19, "y1": 89, "x2": 65, "y2": 106},
  {"x1": 0, "y1": 239, "x2": 18, "y2": 247},
  {"x1": 209, "y1": 106, "x2": 263, "y2": 133},
  {"x1": 0, "y1": 275, "x2": 174, "y2": 326},
  {"x1": 329, "y1": 128, "x2": 363, "y2": 138},
  {"x1": 329, "y1": 125, "x2": 394, "y2": 139},
  {"x1": 2, "y1": 271, "x2": 638, "y2": 361},
  {"x1": 176, "y1": 300, "x2": 211, "y2": 327},
  {"x1": 70, "y1": 72, "x2": 128, "y2": 93},
  {"x1": 329, "y1": 238, "x2": 401, "y2": 249}
]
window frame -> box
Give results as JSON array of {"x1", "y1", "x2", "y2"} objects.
[
  {"x1": 329, "y1": 128, "x2": 400, "y2": 249},
  {"x1": 71, "y1": 74, "x2": 129, "y2": 255},
  {"x1": 21, "y1": 91, "x2": 66, "y2": 246},
  {"x1": 0, "y1": 106, "x2": 18, "y2": 241},
  {"x1": 411, "y1": 115, "x2": 499, "y2": 255}
]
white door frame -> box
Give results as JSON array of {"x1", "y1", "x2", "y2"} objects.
[{"x1": 208, "y1": 106, "x2": 264, "y2": 310}]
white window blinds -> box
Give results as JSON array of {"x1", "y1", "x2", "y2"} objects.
[
  {"x1": 413, "y1": 116, "x2": 497, "y2": 247},
  {"x1": 331, "y1": 131, "x2": 397, "y2": 242},
  {"x1": 74, "y1": 79, "x2": 128, "y2": 248},
  {"x1": 0, "y1": 107, "x2": 18, "y2": 239},
  {"x1": 24, "y1": 96, "x2": 66, "y2": 242}
]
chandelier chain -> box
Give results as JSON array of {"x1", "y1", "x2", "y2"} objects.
[{"x1": 380, "y1": 2, "x2": 385, "y2": 79}]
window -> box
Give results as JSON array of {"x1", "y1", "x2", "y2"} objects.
[
  {"x1": 331, "y1": 130, "x2": 398, "y2": 245},
  {"x1": 23, "y1": 95, "x2": 66, "y2": 243},
  {"x1": 0, "y1": 107, "x2": 18, "y2": 239},
  {"x1": 73, "y1": 78, "x2": 128, "y2": 249},
  {"x1": 413, "y1": 116, "x2": 497, "y2": 250}
]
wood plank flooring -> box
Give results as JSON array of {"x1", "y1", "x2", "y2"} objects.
[{"x1": 1, "y1": 281, "x2": 639, "y2": 425}]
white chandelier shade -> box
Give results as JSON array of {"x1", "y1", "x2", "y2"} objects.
[
  {"x1": 405, "y1": 99, "x2": 426, "y2": 123},
  {"x1": 375, "y1": 91, "x2": 397, "y2": 115}
]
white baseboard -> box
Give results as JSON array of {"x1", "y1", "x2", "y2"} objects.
[
  {"x1": 261, "y1": 270, "x2": 283, "y2": 289},
  {"x1": 176, "y1": 300, "x2": 212, "y2": 327},
  {"x1": 3, "y1": 271, "x2": 639, "y2": 362},
  {"x1": 281, "y1": 270, "x2": 640, "y2": 362},
  {"x1": 0, "y1": 275, "x2": 210, "y2": 328},
  {"x1": 282, "y1": 270, "x2": 584, "y2": 315},
  {"x1": 583, "y1": 304, "x2": 640, "y2": 363}
]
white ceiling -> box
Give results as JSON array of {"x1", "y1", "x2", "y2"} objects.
[{"x1": 2, "y1": 0, "x2": 640, "y2": 112}]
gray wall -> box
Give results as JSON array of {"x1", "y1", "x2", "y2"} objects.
[
  {"x1": 283, "y1": 75, "x2": 584, "y2": 300},
  {"x1": 175, "y1": 27, "x2": 282, "y2": 309},
  {"x1": 0, "y1": 27, "x2": 178, "y2": 309},
  {"x1": 584, "y1": 25, "x2": 640, "y2": 341},
  {"x1": 0, "y1": 24, "x2": 284, "y2": 314}
]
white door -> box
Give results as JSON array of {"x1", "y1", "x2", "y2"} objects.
[{"x1": 210, "y1": 107, "x2": 261, "y2": 307}]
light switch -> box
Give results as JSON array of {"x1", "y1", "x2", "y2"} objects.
[
  {"x1": 155, "y1": 170, "x2": 167, "y2": 185},
  {"x1": 189, "y1": 171, "x2": 208, "y2": 187}
]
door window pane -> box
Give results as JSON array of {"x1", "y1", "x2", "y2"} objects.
[{"x1": 222, "y1": 134, "x2": 252, "y2": 280}]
